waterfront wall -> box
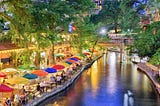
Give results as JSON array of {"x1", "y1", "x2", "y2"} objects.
[
  {"x1": 27, "y1": 55, "x2": 103, "y2": 106},
  {"x1": 137, "y1": 62, "x2": 160, "y2": 95}
]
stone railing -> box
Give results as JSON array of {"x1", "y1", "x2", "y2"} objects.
[{"x1": 137, "y1": 62, "x2": 160, "y2": 95}]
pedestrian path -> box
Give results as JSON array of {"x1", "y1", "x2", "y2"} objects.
[{"x1": 137, "y1": 62, "x2": 160, "y2": 95}]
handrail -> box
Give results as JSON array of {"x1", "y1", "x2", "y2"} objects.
[{"x1": 145, "y1": 62, "x2": 159, "y2": 71}]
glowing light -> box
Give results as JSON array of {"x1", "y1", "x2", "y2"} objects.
[{"x1": 99, "y1": 27, "x2": 106, "y2": 35}]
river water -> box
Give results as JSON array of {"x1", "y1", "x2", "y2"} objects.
[{"x1": 40, "y1": 52, "x2": 160, "y2": 106}]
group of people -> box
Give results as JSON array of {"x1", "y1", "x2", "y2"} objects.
[
  {"x1": 35, "y1": 68, "x2": 75, "y2": 95},
  {"x1": 3, "y1": 86, "x2": 27, "y2": 106}
]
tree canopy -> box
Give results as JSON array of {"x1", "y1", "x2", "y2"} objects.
[{"x1": 91, "y1": 0, "x2": 147, "y2": 33}]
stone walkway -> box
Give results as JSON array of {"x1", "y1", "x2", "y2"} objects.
[{"x1": 137, "y1": 62, "x2": 160, "y2": 95}]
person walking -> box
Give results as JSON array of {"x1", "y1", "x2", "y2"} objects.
[{"x1": 36, "y1": 83, "x2": 42, "y2": 94}]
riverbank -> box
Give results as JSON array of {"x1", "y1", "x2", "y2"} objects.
[
  {"x1": 26, "y1": 54, "x2": 103, "y2": 106},
  {"x1": 137, "y1": 62, "x2": 160, "y2": 95}
]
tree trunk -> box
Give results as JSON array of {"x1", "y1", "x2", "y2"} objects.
[
  {"x1": 90, "y1": 39, "x2": 98, "y2": 60},
  {"x1": 49, "y1": 42, "x2": 55, "y2": 65},
  {"x1": 52, "y1": 43, "x2": 56, "y2": 64},
  {"x1": 115, "y1": 27, "x2": 118, "y2": 33},
  {"x1": 35, "y1": 50, "x2": 40, "y2": 69},
  {"x1": 114, "y1": 20, "x2": 118, "y2": 33}
]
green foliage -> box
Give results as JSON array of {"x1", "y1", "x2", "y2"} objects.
[
  {"x1": 120, "y1": 0, "x2": 141, "y2": 32},
  {"x1": 91, "y1": 0, "x2": 147, "y2": 33},
  {"x1": 91, "y1": 0, "x2": 121, "y2": 33},
  {"x1": 155, "y1": 74, "x2": 160, "y2": 84},
  {"x1": 66, "y1": 0, "x2": 95, "y2": 14},
  {"x1": 131, "y1": 21, "x2": 160, "y2": 59},
  {"x1": 0, "y1": 0, "x2": 33, "y2": 48},
  {"x1": 149, "y1": 49, "x2": 160, "y2": 65},
  {"x1": 69, "y1": 17, "x2": 97, "y2": 53},
  {"x1": 0, "y1": 0, "x2": 99, "y2": 65}
]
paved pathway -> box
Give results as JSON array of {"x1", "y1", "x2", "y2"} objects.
[{"x1": 137, "y1": 62, "x2": 160, "y2": 95}]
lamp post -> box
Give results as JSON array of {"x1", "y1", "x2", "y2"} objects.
[{"x1": 120, "y1": 34, "x2": 124, "y2": 63}]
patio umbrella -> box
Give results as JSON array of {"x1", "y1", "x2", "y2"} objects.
[
  {"x1": 59, "y1": 62, "x2": 70, "y2": 67},
  {"x1": 0, "y1": 84, "x2": 14, "y2": 103},
  {"x1": 45, "y1": 68, "x2": 57, "y2": 73},
  {"x1": 29, "y1": 65, "x2": 37, "y2": 70},
  {"x1": 83, "y1": 52, "x2": 90, "y2": 55},
  {"x1": 65, "y1": 61, "x2": 73, "y2": 65},
  {"x1": 66, "y1": 60, "x2": 76, "y2": 63},
  {"x1": 54, "y1": 53, "x2": 66, "y2": 57},
  {"x1": 18, "y1": 64, "x2": 37, "y2": 70},
  {"x1": 0, "y1": 84, "x2": 13, "y2": 92},
  {"x1": 52, "y1": 64, "x2": 65, "y2": 70},
  {"x1": 32, "y1": 70, "x2": 48, "y2": 76},
  {"x1": 23, "y1": 73, "x2": 38, "y2": 80},
  {"x1": 93, "y1": 50, "x2": 98, "y2": 52},
  {"x1": 6, "y1": 77, "x2": 29, "y2": 84},
  {"x1": 72, "y1": 56, "x2": 81, "y2": 60},
  {"x1": 1, "y1": 68, "x2": 18, "y2": 75},
  {"x1": 68, "y1": 57, "x2": 79, "y2": 61},
  {"x1": 18, "y1": 65, "x2": 30, "y2": 70},
  {"x1": 0, "y1": 72, "x2": 7, "y2": 78}
]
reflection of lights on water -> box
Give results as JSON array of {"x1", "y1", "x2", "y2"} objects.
[
  {"x1": 86, "y1": 68, "x2": 91, "y2": 76},
  {"x1": 107, "y1": 75, "x2": 117, "y2": 94},
  {"x1": 108, "y1": 52, "x2": 116, "y2": 67},
  {"x1": 131, "y1": 64, "x2": 149, "y2": 91},
  {"x1": 103, "y1": 53, "x2": 106, "y2": 66},
  {"x1": 93, "y1": 61, "x2": 98, "y2": 71},
  {"x1": 131, "y1": 64, "x2": 139, "y2": 88},
  {"x1": 107, "y1": 52, "x2": 117, "y2": 94},
  {"x1": 90, "y1": 61, "x2": 98, "y2": 96},
  {"x1": 142, "y1": 75, "x2": 149, "y2": 91},
  {"x1": 53, "y1": 102, "x2": 61, "y2": 106}
]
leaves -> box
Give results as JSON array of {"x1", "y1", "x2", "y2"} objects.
[{"x1": 131, "y1": 21, "x2": 160, "y2": 59}]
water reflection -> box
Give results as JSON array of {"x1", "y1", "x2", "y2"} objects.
[{"x1": 41, "y1": 52, "x2": 160, "y2": 106}]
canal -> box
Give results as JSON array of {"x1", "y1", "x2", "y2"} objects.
[{"x1": 40, "y1": 52, "x2": 160, "y2": 106}]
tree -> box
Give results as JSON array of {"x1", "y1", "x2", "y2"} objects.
[
  {"x1": 91, "y1": 0, "x2": 148, "y2": 33},
  {"x1": 131, "y1": 21, "x2": 160, "y2": 59},
  {"x1": 0, "y1": 0, "x2": 34, "y2": 67},
  {"x1": 29, "y1": 0, "x2": 76, "y2": 66},
  {"x1": 0, "y1": 0, "x2": 33, "y2": 47},
  {"x1": 69, "y1": 17, "x2": 108, "y2": 60},
  {"x1": 120, "y1": 0, "x2": 143, "y2": 32},
  {"x1": 91, "y1": 0, "x2": 122, "y2": 33},
  {"x1": 66, "y1": 0, "x2": 95, "y2": 14},
  {"x1": 149, "y1": 48, "x2": 160, "y2": 65},
  {"x1": 69, "y1": 17, "x2": 96, "y2": 54}
]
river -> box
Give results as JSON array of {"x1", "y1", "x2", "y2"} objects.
[{"x1": 40, "y1": 52, "x2": 160, "y2": 106}]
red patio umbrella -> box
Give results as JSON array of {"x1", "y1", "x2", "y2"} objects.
[
  {"x1": 0, "y1": 72, "x2": 7, "y2": 78},
  {"x1": 52, "y1": 64, "x2": 65, "y2": 70},
  {"x1": 0, "y1": 84, "x2": 13, "y2": 92},
  {"x1": 0, "y1": 84, "x2": 14, "y2": 103},
  {"x1": 67, "y1": 59, "x2": 76, "y2": 63},
  {"x1": 32, "y1": 70, "x2": 48, "y2": 76},
  {"x1": 83, "y1": 52, "x2": 90, "y2": 55},
  {"x1": 93, "y1": 50, "x2": 98, "y2": 52}
]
